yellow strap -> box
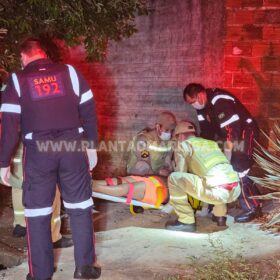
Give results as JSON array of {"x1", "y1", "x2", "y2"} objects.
[
  {"x1": 149, "y1": 176, "x2": 162, "y2": 187},
  {"x1": 188, "y1": 195, "x2": 203, "y2": 210},
  {"x1": 129, "y1": 204, "x2": 137, "y2": 215},
  {"x1": 188, "y1": 195, "x2": 194, "y2": 207},
  {"x1": 129, "y1": 176, "x2": 164, "y2": 211},
  {"x1": 149, "y1": 176, "x2": 164, "y2": 208},
  {"x1": 155, "y1": 186, "x2": 163, "y2": 209}
]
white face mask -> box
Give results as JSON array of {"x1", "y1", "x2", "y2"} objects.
[
  {"x1": 192, "y1": 100, "x2": 205, "y2": 110},
  {"x1": 159, "y1": 131, "x2": 172, "y2": 141}
]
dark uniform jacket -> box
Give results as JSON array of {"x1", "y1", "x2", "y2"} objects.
[
  {"x1": 0, "y1": 59, "x2": 98, "y2": 167},
  {"x1": 197, "y1": 88, "x2": 258, "y2": 172}
]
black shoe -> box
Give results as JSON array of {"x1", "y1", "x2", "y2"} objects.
[
  {"x1": 74, "y1": 264, "x2": 101, "y2": 279},
  {"x1": 234, "y1": 207, "x2": 262, "y2": 223},
  {"x1": 208, "y1": 204, "x2": 214, "y2": 213},
  {"x1": 53, "y1": 236, "x2": 73, "y2": 249},
  {"x1": 26, "y1": 273, "x2": 51, "y2": 280},
  {"x1": 212, "y1": 214, "x2": 227, "y2": 226},
  {"x1": 165, "y1": 220, "x2": 196, "y2": 232},
  {"x1": 13, "y1": 224, "x2": 26, "y2": 238},
  {"x1": 132, "y1": 206, "x2": 144, "y2": 213}
]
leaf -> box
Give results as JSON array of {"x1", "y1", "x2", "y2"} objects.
[
  {"x1": 250, "y1": 192, "x2": 280, "y2": 200},
  {"x1": 267, "y1": 212, "x2": 280, "y2": 226},
  {"x1": 251, "y1": 122, "x2": 280, "y2": 203},
  {"x1": 0, "y1": 0, "x2": 149, "y2": 69}
]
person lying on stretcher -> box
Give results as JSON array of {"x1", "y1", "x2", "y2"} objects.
[
  {"x1": 92, "y1": 175, "x2": 169, "y2": 206},
  {"x1": 91, "y1": 175, "x2": 204, "y2": 213}
]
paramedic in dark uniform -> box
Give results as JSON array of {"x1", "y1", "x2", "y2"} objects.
[
  {"x1": 183, "y1": 83, "x2": 261, "y2": 223},
  {"x1": 0, "y1": 37, "x2": 101, "y2": 280}
]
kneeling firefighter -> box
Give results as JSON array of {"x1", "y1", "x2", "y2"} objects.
[{"x1": 166, "y1": 121, "x2": 241, "y2": 232}]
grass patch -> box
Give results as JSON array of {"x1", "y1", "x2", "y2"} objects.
[{"x1": 161, "y1": 237, "x2": 280, "y2": 280}]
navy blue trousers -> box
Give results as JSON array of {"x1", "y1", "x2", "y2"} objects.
[
  {"x1": 22, "y1": 131, "x2": 94, "y2": 279},
  {"x1": 238, "y1": 176, "x2": 260, "y2": 211},
  {"x1": 231, "y1": 124, "x2": 260, "y2": 211}
]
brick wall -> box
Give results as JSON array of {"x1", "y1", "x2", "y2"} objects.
[
  {"x1": 65, "y1": 0, "x2": 225, "y2": 177},
  {"x1": 224, "y1": 0, "x2": 280, "y2": 133}
]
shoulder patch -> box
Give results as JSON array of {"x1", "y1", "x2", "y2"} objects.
[{"x1": 141, "y1": 150, "x2": 150, "y2": 158}]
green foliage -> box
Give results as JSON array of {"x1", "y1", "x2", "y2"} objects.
[
  {"x1": 0, "y1": 0, "x2": 149, "y2": 71},
  {"x1": 251, "y1": 123, "x2": 280, "y2": 193},
  {"x1": 250, "y1": 122, "x2": 280, "y2": 226}
]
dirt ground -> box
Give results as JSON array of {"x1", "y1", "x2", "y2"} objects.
[{"x1": 0, "y1": 185, "x2": 280, "y2": 279}]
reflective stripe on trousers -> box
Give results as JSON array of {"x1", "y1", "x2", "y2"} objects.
[{"x1": 23, "y1": 134, "x2": 95, "y2": 279}]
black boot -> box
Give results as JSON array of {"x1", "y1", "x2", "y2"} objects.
[
  {"x1": 212, "y1": 214, "x2": 227, "y2": 226},
  {"x1": 74, "y1": 264, "x2": 101, "y2": 279},
  {"x1": 132, "y1": 206, "x2": 144, "y2": 213},
  {"x1": 234, "y1": 206, "x2": 262, "y2": 223},
  {"x1": 13, "y1": 224, "x2": 26, "y2": 238},
  {"x1": 53, "y1": 236, "x2": 74, "y2": 249},
  {"x1": 165, "y1": 220, "x2": 196, "y2": 232},
  {"x1": 26, "y1": 273, "x2": 51, "y2": 280}
]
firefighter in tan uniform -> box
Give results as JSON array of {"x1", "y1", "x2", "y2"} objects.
[
  {"x1": 127, "y1": 111, "x2": 176, "y2": 177},
  {"x1": 1, "y1": 142, "x2": 72, "y2": 248},
  {"x1": 166, "y1": 121, "x2": 241, "y2": 232},
  {"x1": 1, "y1": 73, "x2": 72, "y2": 247}
]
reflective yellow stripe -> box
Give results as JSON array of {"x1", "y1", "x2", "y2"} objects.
[
  {"x1": 187, "y1": 137, "x2": 229, "y2": 173},
  {"x1": 14, "y1": 211, "x2": 25, "y2": 216},
  {"x1": 170, "y1": 195, "x2": 188, "y2": 200},
  {"x1": 148, "y1": 145, "x2": 172, "y2": 152},
  {"x1": 204, "y1": 155, "x2": 228, "y2": 169}
]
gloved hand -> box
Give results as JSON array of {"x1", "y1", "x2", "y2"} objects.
[
  {"x1": 86, "y1": 149, "x2": 98, "y2": 170},
  {"x1": 0, "y1": 166, "x2": 11, "y2": 186},
  {"x1": 159, "y1": 167, "x2": 172, "y2": 177}
]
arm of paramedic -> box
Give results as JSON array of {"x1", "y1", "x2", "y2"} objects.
[
  {"x1": 213, "y1": 99, "x2": 241, "y2": 156},
  {"x1": 161, "y1": 151, "x2": 173, "y2": 173},
  {"x1": 159, "y1": 152, "x2": 174, "y2": 176},
  {"x1": 77, "y1": 70, "x2": 98, "y2": 149},
  {"x1": 174, "y1": 142, "x2": 191, "y2": 172},
  {"x1": 0, "y1": 76, "x2": 21, "y2": 168}
]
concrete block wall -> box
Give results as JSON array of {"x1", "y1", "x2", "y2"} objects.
[
  {"x1": 65, "y1": 0, "x2": 280, "y2": 176},
  {"x1": 66, "y1": 0, "x2": 225, "y2": 176}
]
